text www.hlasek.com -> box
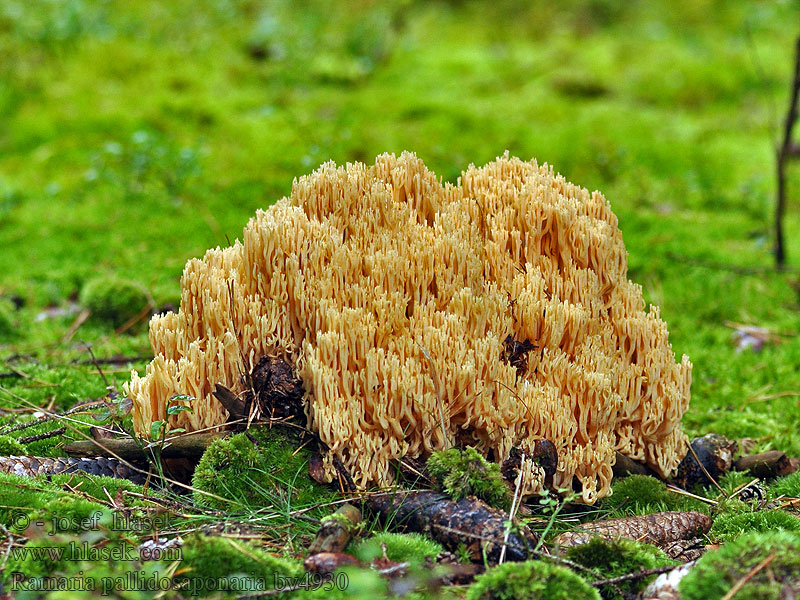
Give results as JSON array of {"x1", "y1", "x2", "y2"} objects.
[{"x1": 9, "y1": 541, "x2": 179, "y2": 562}]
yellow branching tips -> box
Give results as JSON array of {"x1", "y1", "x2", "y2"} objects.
[{"x1": 124, "y1": 152, "x2": 692, "y2": 503}]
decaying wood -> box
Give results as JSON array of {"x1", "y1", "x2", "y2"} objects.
[
  {"x1": 500, "y1": 335, "x2": 537, "y2": 374},
  {"x1": 612, "y1": 452, "x2": 657, "y2": 478},
  {"x1": 307, "y1": 503, "x2": 362, "y2": 555},
  {"x1": 0, "y1": 455, "x2": 149, "y2": 485},
  {"x1": 673, "y1": 434, "x2": 737, "y2": 490},
  {"x1": 215, "y1": 355, "x2": 306, "y2": 427},
  {"x1": 367, "y1": 490, "x2": 539, "y2": 564},
  {"x1": 501, "y1": 440, "x2": 558, "y2": 492},
  {"x1": 552, "y1": 511, "x2": 712, "y2": 549},
  {"x1": 18, "y1": 427, "x2": 66, "y2": 444},
  {"x1": 734, "y1": 450, "x2": 796, "y2": 479},
  {"x1": 304, "y1": 552, "x2": 360, "y2": 575},
  {"x1": 62, "y1": 432, "x2": 228, "y2": 460}
]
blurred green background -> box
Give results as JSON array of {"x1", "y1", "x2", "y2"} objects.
[{"x1": 1, "y1": 0, "x2": 799, "y2": 454}]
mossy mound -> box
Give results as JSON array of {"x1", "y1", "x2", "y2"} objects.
[
  {"x1": 80, "y1": 276, "x2": 152, "y2": 327},
  {"x1": 192, "y1": 426, "x2": 336, "y2": 513},
  {"x1": 298, "y1": 566, "x2": 394, "y2": 600},
  {"x1": 426, "y1": 447, "x2": 512, "y2": 510},
  {"x1": 176, "y1": 533, "x2": 303, "y2": 597},
  {"x1": 465, "y1": 560, "x2": 600, "y2": 600},
  {"x1": 566, "y1": 537, "x2": 677, "y2": 599},
  {"x1": 350, "y1": 532, "x2": 443, "y2": 567},
  {"x1": 3, "y1": 537, "x2": 167, "y2": 597},
  {"x1": 711, "y1": 510, "x2": 800, "y2": 542},
  {"x1": 0, "y1": 434, "x2": 26, "y2": 454},
  {"x1": 0, "y1": 473, "x2": 66, "y2": 529},
  {"x1": 603, "y1": 474, "x2": 708, "y2": 515},
  {"x1": 680, "y1": 531, "x2": 800, "y2": 600},
  {"x1": 0, "y1": 472, "x2": 150, "y2": 534},
  {"x1": 32, "y1": 496, "x2": 110, "y2": 534}
]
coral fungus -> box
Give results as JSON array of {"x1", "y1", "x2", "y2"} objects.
[{"x1": 125, "y1": 152, "x2": 691, "y2": 503}]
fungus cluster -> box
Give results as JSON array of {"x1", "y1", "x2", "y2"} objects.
[{"x1": 124, "y1": 152, "x2": 691, "y2": 503}]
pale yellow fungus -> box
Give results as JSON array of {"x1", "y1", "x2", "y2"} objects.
[{"x1": 124, "y1": 152, "x2": 691, "y2": 503}]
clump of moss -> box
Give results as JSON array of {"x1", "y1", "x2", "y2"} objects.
[
  {"x1": 0, "y1": 298, "x2": 16, "y2": 339},
  {"x1": 351, "y1": 532, "x2": 443, "y2": 567},
  {"x1": 566, "y1": 537, "x2": 677, "y2": 599},
  {"x1": 0, "y1": 473, "x2": 63, "y2": 529},
  {"x1": 603, "y1": 474, "x2": 707, "y2": 515},
  {"x1": 680, "y1": 531, "x2": 800, "y2": 600},
  {"x1": 177, "y1": 533, "x2": 302, "y2": 597},
  {"x1": 192, "y1": 426, "x2": 336, "y2": 514},
  {"x1": 710, "y1": 510, "x2": 800, "y2": 542},
  {"x1": 770, "y1": 471, "x2": 800, "y2": 498},
  {"x1": 465, "y1": 560, "x2": 600, "y2": 600},
  {"x1": 79, "y1": 276, "x2": 152, "y2": 327},
  {"x1": 3, "y1": 533, "x2": 161, "y2": 593},
  {"x1": 300, "y1": 566, "x2": 391, "y2": 599},
  {"x1": 48, "y1": 472, "x2": 147, "y2": 505},
  {"x1": 426, "y1": 447, "x2": 512, "y2": 510},
  {"x1": 32, "y1": 495, "x2": 110, "y2": 533},
  {"x1": 0, "y1": 434, "x2": 26, "y2": 454}
]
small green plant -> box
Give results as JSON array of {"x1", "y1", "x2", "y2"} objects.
[
  {"x1": 426, "y1": 447, "x2": 512, "y2": 510},
  {"x1": 350, "y1": 532, "x2": 443, "y2": 566},
  {"x1": 465, "y1": 560, "x2": 601, "y2": 600},
  {"x1": 710, "y1": 510, "x2": 800, "y2": 543},
  {"x1": 142, "y1": 393, "x2": 194, "y2": 480},
  {"x1": 566, "y1": 537, "x2": 676, "y2": 599},
  {"x1": 534, "y1": 490, "x2": 580, "y2": 550},
  {"x1": 79, "y1": 276, "x2": 152, "y2": 328},
  {"x1": 770, "y1": 471, "x2": 800, "y2": 498},
  {"x1": 680, "y1": 531, "x2": 800, "y2": 600}
]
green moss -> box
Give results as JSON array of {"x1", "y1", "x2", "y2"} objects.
[
  {"x1": 3, "y1": 533, "x2": 164, "y2": 597},
  {"x1": 33, "y1": 495, "x2": 109, "y2": 533},
  {"x1": 192, "y1": 426, "x2": 336, "y2": 515},
  {"x1": 465, "y1": 560, "x2": 601, "y2": 600},
  {"x1": 79, "y1": 276, "x2": 152, "y2": 327},
  {"x1": 0, "y1": 473, "x2": 62, "y2": 529},
  {"x1": 0, "y1": 434, "x2": 26, "y2": 454},
  {"x1": 47, "y1": 472, "x2": 147, "y2": 505},
  {"x1": 710, "y1": 510, "x2": 800, "y2": 543},
  {"x1": 603, "y1": 475, "x2": 708, "y2": 515},
  {"x1": 177, "y1": 533, "x2": 302, "y2": 597},
  {"x1": 566, "y1": 537, "x2": 677, "y2": 599},
  {"x1": 350, "y1": 532, "x2": 443, "y2": 567},
  {"x1": 770, "y1": 471, "x2": 800, "y2": 498},
  {"x1": 426, "y1": 447, "x2": 512, "y2": 510},
  {"x1": 298, "y1": 566, "x2": 392, "y2": 600},
  {"x1": 680, "y1": 531, "x2": 800, "y2": 600}
]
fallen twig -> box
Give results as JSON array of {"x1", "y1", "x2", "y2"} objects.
[
  {"x1": 590, "y1": 565, "x2": 677, "y2": 589},
  {"x1": 719, "y1": 553, "x2": 776, "y2": 600},
  {"x1": 18, "y1": 427, "x2": 66, "y2": 444}
]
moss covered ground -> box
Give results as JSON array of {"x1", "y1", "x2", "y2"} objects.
[{"x1": 1, "y1": 1, "x2": 800, "y2": 598}]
